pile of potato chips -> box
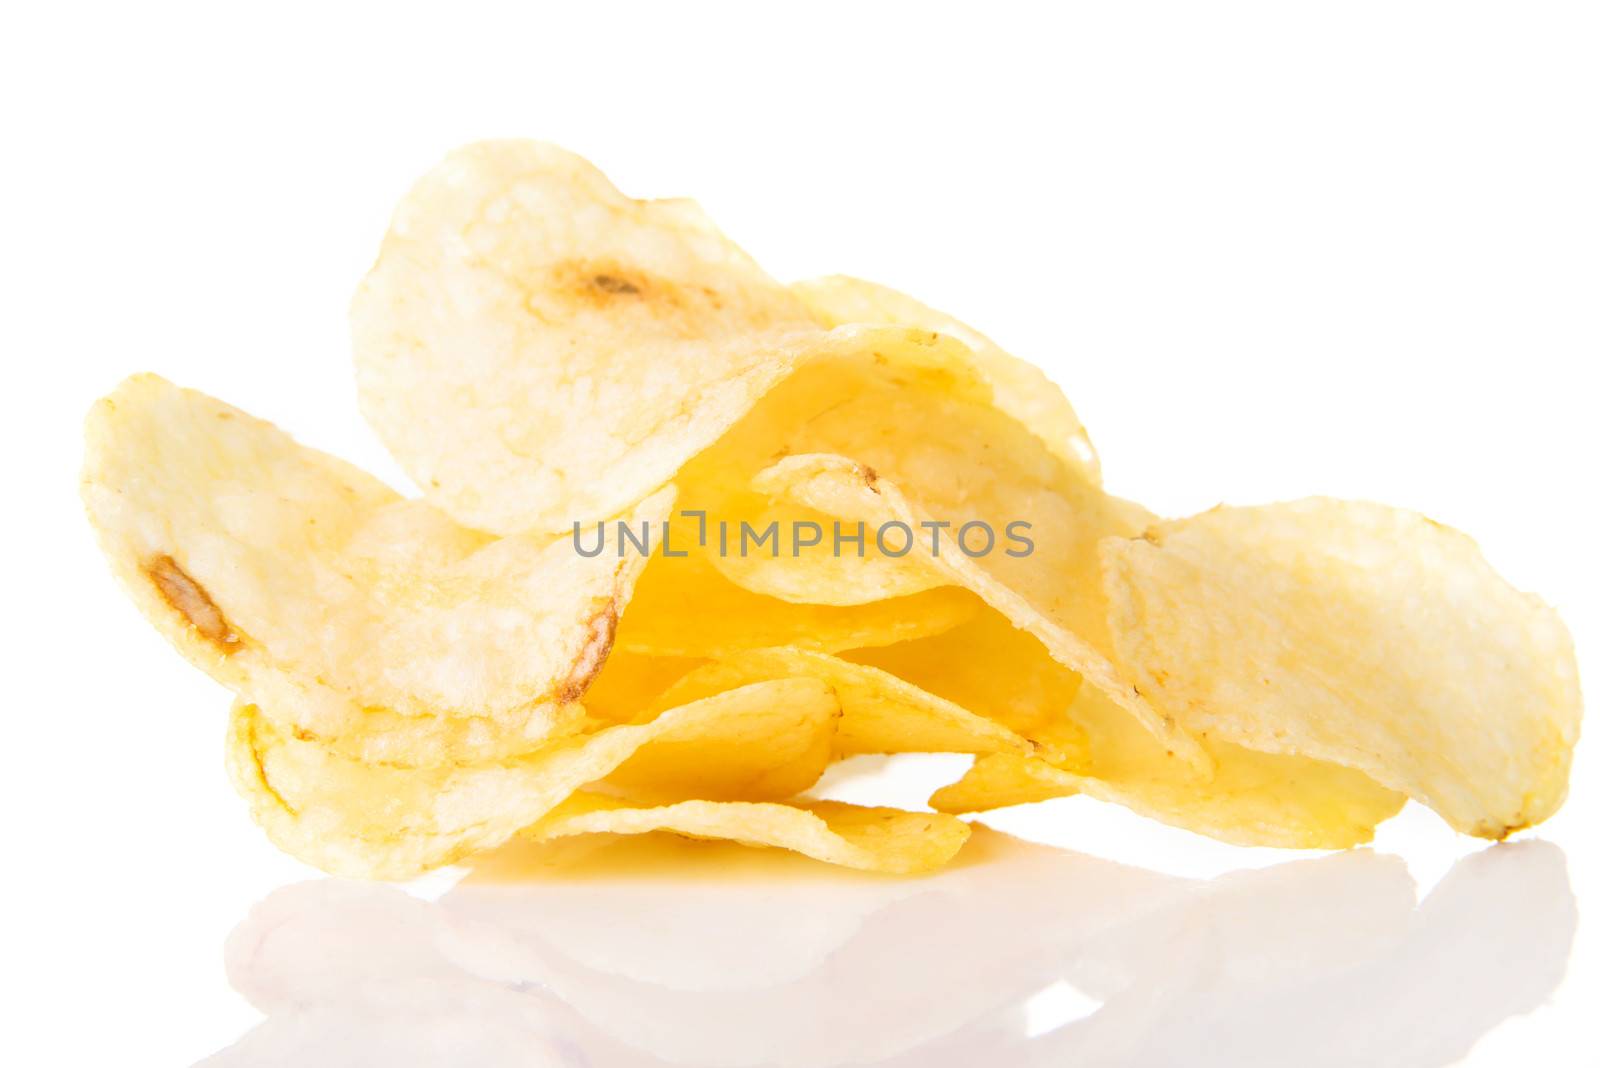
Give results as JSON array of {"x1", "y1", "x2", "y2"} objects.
[{"x1": 82, "y1": 142, "x2": 1582, "y2": 880}]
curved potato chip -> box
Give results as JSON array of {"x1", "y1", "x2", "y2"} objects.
[
  {"x1": 227, "y1": 677, "x2": 841, "y2": 879},
  {"x1": 1101, "y1": 499, "x2": 1582, "y2": 838},
  {"x1": 932, "y1": 685, "x2": 1405, "y2": 849},
  {"x1": 792, "y1": 275, "x2": 1100, "y2": 486},
  {"x1": 706, "y1": 493, "x2": 946, "y2": 606},
  {"x1": 528, "y1": 792, "x2": 970, "y2": 875},
  {"x1": 652, "y1": 647, "x2": 1032, "y2": 756},
  {"x1": 616, "y1": 549, "x2": 980, "y2": 658},
  {"x1": 847, "y1": 609, "x2": 1085, "y2": 743},
  {"x1": 752, "y1": 452, "x2": 1209, "y2": 772},
  {"x1": 82, "y1": 374, "x2": 668, "y2": 765},
  {"x1": 353, "y1": 140, "x2": 990, "y2": 536}
]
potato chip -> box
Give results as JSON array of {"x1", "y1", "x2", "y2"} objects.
[
  {"x1": 83, "y1": 374, "x2": 670, "y2": 766},
  {"x1": 1100, "y1": 499, "x2": 1582, "y2": 838},
  {"x1": 615, "y1": 548, "x2": 980, "y2": 658},
  {"x1": 353, "y1": 140, "x2": 989, "y2": 536},
  {"x1": 705, "y1": 492, "x2": 946, "y2": 606},
  {"x1": 226, "y1": 677, "x2": 841, "y2": 879},
  {"x1": 752, "y1": 452, "x2": 1209, "y2": 771},
  {"x1": 846, "y1": 609, "x2": 1085, "y2": 743},
  {"x1": 528, "y1": 792, "x2": 971, "y2": 875},
  {"x1": 792, "y1": 275, "x2": 1100, "y2": 486},
  {"x1": 932, "y1": 685, "x2": 1406, "y2": 848},
  {"x1": 650, "y1": 647, "x2": 1033, "y2": 756}
]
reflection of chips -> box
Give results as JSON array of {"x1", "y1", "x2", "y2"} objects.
[
  {"x1": 1101, "y1": 500, "x2": 1582, "y2": 838},
  {"x1": 528, "y1": 792, "x2": 970, "y2": 875},
  {"x1": 616, "y1": 549, "x2": 980, "y2": 658},
  {"x1": 227, "y1": 678, "x2": 840, "y2": 879},
  {"x1": 82, "y1": 375, "x2": 666, "y2": 766},
  {"x1": 933, "y1": 685, "x2": 1406, "y2": 849},
  {"x1": 653, "y1": 647, "x2": 1033, "y2": 756}
]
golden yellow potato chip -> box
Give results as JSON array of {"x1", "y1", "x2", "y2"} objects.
[
  {"x1": 227, "y1": 677, "x2": 841, "y2": 879},
  {"x1": 792, "y1": 275, "x2": 1100, "y2": 486},
  {"x1": 751, "y1": 452, "x2": 1209, "y2": 771},
  {"x1": 705, "y1": 492, "x2": 946, "y2": 606},
  {"x1": 353, "y1": 140, "x2": 989, "y2": 536},
  {"x1": 82, "y1": 374, "x2": 668, "y2": 766},
  {"x1": 846, "y1": 609, "x2": 1085, "y2": 743},
  {"x1": 651, "y1": 647, "x2": 1033, "y2": 756},
  {"x1": 616, "y1": 548, "x2": 980, "y2": 658},
  {"x1": 932, "y1": 685, "x2": 1405, "y2": 849},
  {"x1": 1101, "y1": 499, "x2": 1582, "y2": 838},
  {"x1": 527, "y1": 792, "x2": 970, "y2": 875}
]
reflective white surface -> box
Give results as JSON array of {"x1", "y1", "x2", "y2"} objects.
[{"x1": 197, "y1": 827, "x2": 1574, "y2": 1067}]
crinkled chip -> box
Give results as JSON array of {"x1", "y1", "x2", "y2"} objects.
[
  {"x1": 1100, "y1": 498, "x2": 1582, "y2": 838},
  {"x1": 651, "y1": 647, "x2": 1033, "y2": 756},
  {"x1": 226, "y1": 677, "x2": 841, "y2": 879},
  {"x1": 82, "y1": 374, "x2": 667, "y2": 765},
  {"x1": 527, "y1": 792, "x2": 970, "y2": 875},
  {"x1": 932, "y1": 684, "x2": 1406, "y2": 849}
]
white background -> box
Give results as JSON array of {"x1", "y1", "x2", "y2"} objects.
[{"x1": 4, "y1": 3, "x2": 1596, "y2": 1064}]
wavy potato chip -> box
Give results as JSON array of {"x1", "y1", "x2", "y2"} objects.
[
  {"x1": 354, "y1": 140, "x2": 994, "y2": 536},
  {"x1": 652, "y1": 647, "x2": 1033, "y2": 757},
  {"x1": 83, "y1": 374, "x2": 667, "y2": 765},
  {"x1": 932, "y1": 685, "x2": 1406, "y2": 849},
  {"x1": 1101, "y1": 499, "x2": 1582, "y2": 838},
  {"x1": 227, "y1": 677, "x2": 841, "y2": 879},
  {"x1": 752, "y1": 453, "x2": 1209, "y2": 771},
  {"x1": 527, "y1": 792, "x2": 970, "y2": 875},
  {"x1": 792, "y1": 275, "x2": 1100, "y2": 486}
]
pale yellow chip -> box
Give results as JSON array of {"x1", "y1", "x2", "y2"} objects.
[
  {"x1": 932, "y1": 684, "x2": 1406, "y2": 849},
  {"x1": 226, "y1": 677, "x2": 841, "y2": 879},
  {"x1": 615, "y1": 548, "x2": 980, "y2": 658},
  {"x1": 353, "y1": 140, "x2": 993, "y2": 536},
  {"x1": 651, "y1": 647, "x2": 1033, "y2": 757},
  {"x1": 527, "y1": 792, "x2": 970, "y2": 875},
  {"x1": 82, "y1": 374, "x2": 667, "y2": 766},
  {"x1": 792, "y1": 275, "x2": 1100, "y2": 486},
  {"x1": 1101, "y1": 498, "x2": 1582, "y2": 838}
]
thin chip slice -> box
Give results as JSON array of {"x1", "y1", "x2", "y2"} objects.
[
  {"x1": 752, "y1": 452, "x2": 1209, "y2": 771},
  {"x1": 652, "y1": 647, "x2": 1034, "y2": 756},
  {"x1": 932, "y1": 685, "x2": 1406, "y2": 849},
  {"x1": 354, "y1": 141, "x2": 989, "y2": 536},
  {"x1": 847, "y1": 609, "x2": 1085, "y2": 744},
  {"x1": 705, "y1": 492, "x2": 946, "y2": 606},
  {"x1": 1101, "y1": 498, "x2": 1582, "y2": 838},
  {"x1": 615, "y1": 548, "x2": 980, "y2": 658},
  {"x1": 82, "y1": 374, "x2": 668, "y2": 765},
  {"x1": 792, "y1": 275, "x2": 1100, "y2": 486},
  {"x1": 226, "y1": 677, "x2": 841, "y2": 879},
  {"x1": 527, "y1": 792, "x2": 971, "y2": 875}
]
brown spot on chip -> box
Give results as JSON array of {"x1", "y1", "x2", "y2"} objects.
[
  {"x1": 591, "y1": 272, "x2": 642, "y2": 296},
  {"x1": 859, "y1": 464, "x2": 879, "y2": 490},
  {"x1": 145, "y1": 554, "x2": 241, "y2": 650},
  {"x1": 558, "y1": 600, "x2": 620, "y2": 702}
]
